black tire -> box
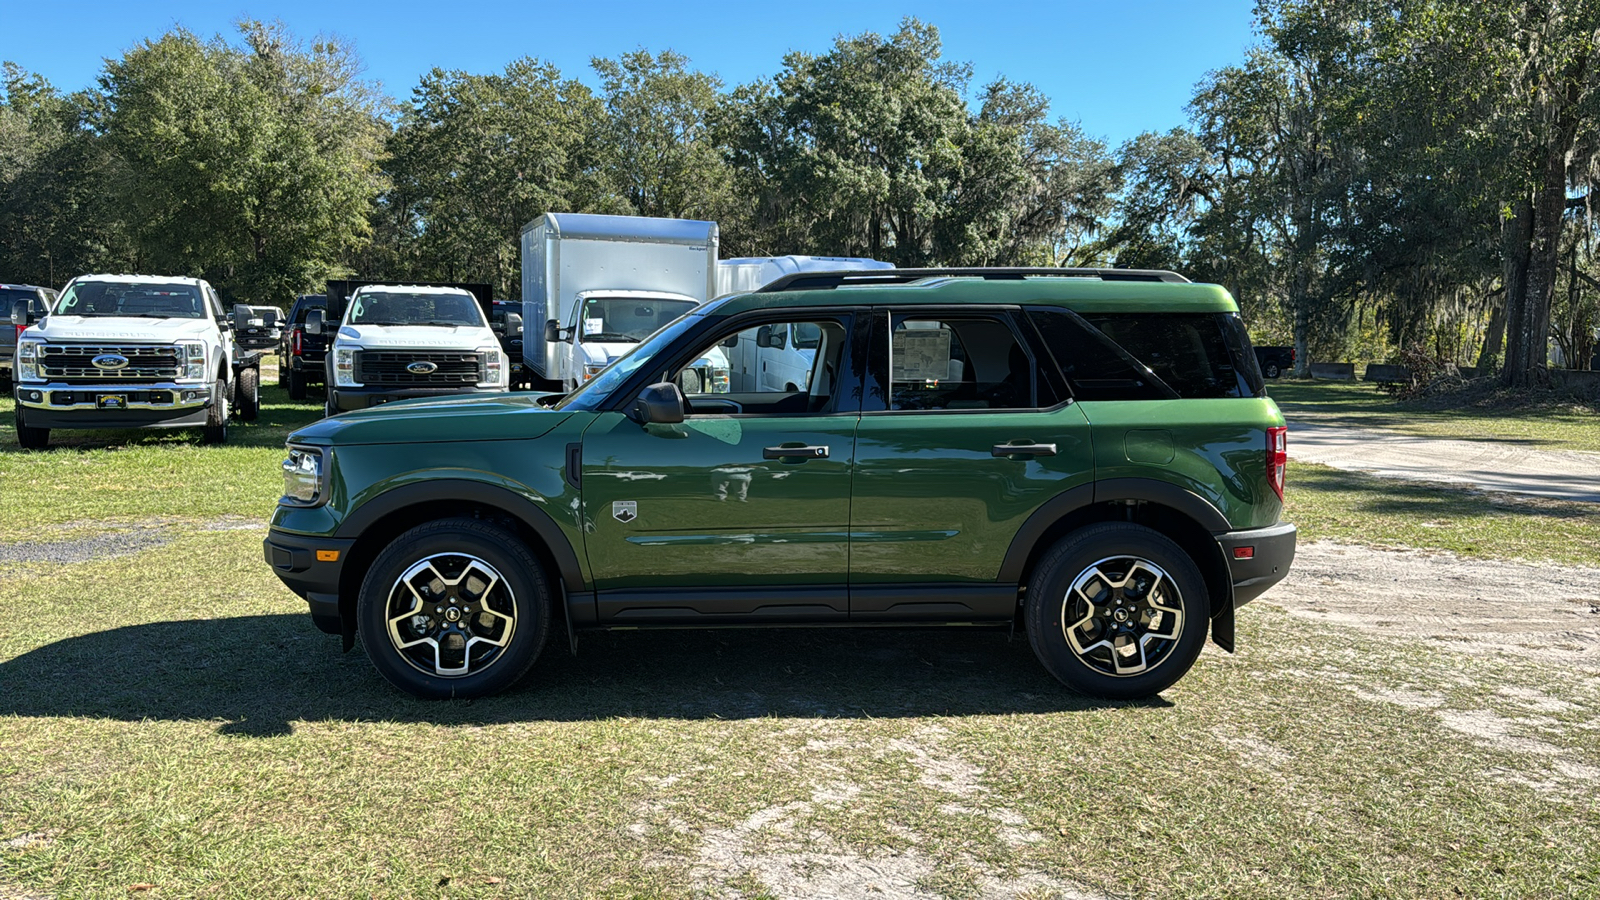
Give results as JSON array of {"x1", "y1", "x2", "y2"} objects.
[
  {"x1": 1024, "y1": 523, "x2": 1209, "y2": 700},
  {"x1": 1263, "y1": 362, "x2": 1282, "y2": 379},
  {"x1": 324, "y1": 394, "x2": 337, "y2": 419},
  {"x1": 237, "y1": 367, "x2": 260, "y2": 421},
  {"x1": 202, "y1": 379, "x2": 228, "y2": 444},
  {"x1": 287, "y1": 368, "x2": 307, "y2": 401},
  {"x1": 356, "y1": 517, "x2": 551, "y2": 699},
  {"x1": 14, "y1": 405, "x2": 49, "y2": 450}
]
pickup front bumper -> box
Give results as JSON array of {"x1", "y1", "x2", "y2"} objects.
[
  {"x1": 329, "y1": 383, "x2": 504, "y2": 412},
  {"x1": 15, "y1": 382, "x2": 212, "y2": 428}
]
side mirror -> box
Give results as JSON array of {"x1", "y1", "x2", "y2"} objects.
[
  {"x1": 755, "y1": 325, "x2": 773, "y2": 348},
  {"x1": 505, "y1": 313, "x2": 523, "y2": 337},
  {"x1": 11, "y1": 299, "x2": 32, "y2": 327},
  {"x1": 720, "y1": 333, "x2": 739, "y2": 349},
  {"x1": 261, "y1": 308, "x2": 281, "y2": 328},
  {"x1": 545, "y1": 319, "x2": 565, "y2": 343},
  {"x1": 305, "y1": 309, "x2": 325, "y2": 336},
  {"x1": 231, "y1": 304, "x2": 250, "y2": 330},
  {"x1": 628, "y1": 382, "x2": 685, "y2": 425}
]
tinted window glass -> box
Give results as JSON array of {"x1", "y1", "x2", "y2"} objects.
[
  {"x1": 886, "y1": 315, "x2": 1037, "y2": 410},
  {"x1": 291, "y1": 296, "x2": 326, "y2": 324},
  {"x1": 1083, "y1": 313, "x2": 1256, "y2": 399},
  {"x1": 1026, "y1": 308, "x2": 1173, "y2": 401}
]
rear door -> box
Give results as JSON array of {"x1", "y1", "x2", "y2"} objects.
[{"x1": 848, "y1": 306, "x2": 1095, "y2": 619}]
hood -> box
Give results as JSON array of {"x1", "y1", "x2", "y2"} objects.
[
  {"x1": 289, "y1": 392, "x2": 572, "y2": 446},
  {"x1": 578, "y1": 340, "x2": 637, "y2": 365},
  {"x1": 29, "y1": 316, "x2": 216, "y2": 342},
  {"x1": 336, "y1": 323, "x2": 495, "y2": 350}
]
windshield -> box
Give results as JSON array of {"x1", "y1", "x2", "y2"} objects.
[
  {"x1": 555, "y1": 312, "x2": 702, "y2": 411},
  {"x1": 54, "y1": 281, "x2": 205, "y2": 319},
  {"x1": 347, "y1": 290, "x2": 486, "y2": 327},
  {"x1": 579, "y1": 296, "x2": 696, "y2": 343}
]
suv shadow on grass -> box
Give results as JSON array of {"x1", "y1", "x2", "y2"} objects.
[{"x1": 0, "y1": 615, "x2": 1160, "y2": 735}]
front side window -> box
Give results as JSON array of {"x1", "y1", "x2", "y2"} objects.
[
  {"x1": 348, "y1": 291, "x2": 486, "y2": 327},
  {"x1": 881, "y1": 313, "x2": 1039, "y2": 411},
  {"x1": 674, "y1": 317, "x2": 853, "y2": 415},
  {"x1": 54, "y1": 281, "x2": 206, "y2": 319}
]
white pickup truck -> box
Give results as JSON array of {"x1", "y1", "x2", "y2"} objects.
[
  {"x1": 9, "y1": 273, "x2": 263, "y2": 449},
  {"x1": 305, "y1": 281, "x2": 513, "y2": 416}
]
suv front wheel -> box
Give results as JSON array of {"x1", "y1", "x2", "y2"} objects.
[
  {"x1": 356, "y1": 518, "x2": 551, "y2": 699},
  {"x1": 1025, "y1": 523, "x2": 1208, "y2": 700}
]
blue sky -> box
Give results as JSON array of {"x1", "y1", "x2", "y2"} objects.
[{"x1": 5, "y1": 0, "x2": 1260, "y2": 147}]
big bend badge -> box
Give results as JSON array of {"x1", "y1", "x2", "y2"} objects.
[{"x1": 612, "y1": 500, "x2": 637, "y2": 523}]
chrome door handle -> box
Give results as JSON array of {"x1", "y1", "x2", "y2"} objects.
[
  {"x1": 764, "y1": 444, "x2": 829, "y2": 460},
  {"x1": 992, "y1": 442, "x2": 1057, "y2": 458}
]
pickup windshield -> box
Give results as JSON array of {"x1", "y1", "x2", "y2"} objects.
[
  {"x1": 54, "y1": 282, "x2": 205, "y2": 319},
  {"x1": 579, "y1": 297, "x2": 696, "y2": 343},
  {"x1": 348, "y1": 291, "x2": 485, "y2": 327}
]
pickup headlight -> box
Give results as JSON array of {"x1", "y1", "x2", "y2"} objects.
[
  {"x1": 177, "y1": 341, "x2": 206, "y2": 381},
  {"x1": 478, "y1": 346, "x2": 505, "y2": 386},
  {"x1": 583, "y1": 362, "x2": 608, "y2": 381},
  {"x1": 16, "y1": 340, "x2": 42, "y2": 382},
  {"x1": 280, "y1": 446, "x2": 326, "y2": 506},
  {"x1": 334, "y1": 347, "x2": 359, "y2": 386}
]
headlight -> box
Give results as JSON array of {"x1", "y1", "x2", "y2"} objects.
[
  {"x1": 16, "y1": 340, "x2": 42, "y2": 382},
  {"x1": 280, "y1": 446, "x2": 325, "y2": 506},
  {"x1": 478, "y1": 346, "x2": 505, "y2": 386},
  {"x1": 711, "y1": 366, "x2": 730, "y2": 393},
  {"x1": 177, "y1": 341, "x2": 206, "y2": 381},
  {"x1": 583, "y1": 362, "x2": 608, "y2": 381},
  {"x1": 334, "y1": 347, "x2": 359, "y2": 386}
]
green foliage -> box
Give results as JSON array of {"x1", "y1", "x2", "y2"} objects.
[{"x1": 98, "y1": 21, "x2": 387, "y2": 303}]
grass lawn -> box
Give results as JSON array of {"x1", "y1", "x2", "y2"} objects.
[
  {"x1": 1, "y1": 378, "x2": 1597, "y2": 899},
  {"x1": 1268, "y1": 379, "x2": 1600, "y2": 452}
]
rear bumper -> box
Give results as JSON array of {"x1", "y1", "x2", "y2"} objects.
[
  {"x1": 264, "y1": 529, "x2": 355, "y2": 635},
  {"x1": 1216, "y1": 522, "x2": 1297, "y2": 607}
]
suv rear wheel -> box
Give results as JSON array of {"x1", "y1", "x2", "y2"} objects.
[
  {"x1": 356, "y1": 518, "x2": 551, "y2": 699},
  {"x1": 1025, "y1": 523, "x2": 1208, "y2": 699}
]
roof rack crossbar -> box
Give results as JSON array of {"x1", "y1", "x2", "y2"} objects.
[{"x1": 754, "y1": 267, "x2": 1191, "y2": 293}]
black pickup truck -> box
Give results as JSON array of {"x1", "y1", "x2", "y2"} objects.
[
  {"x1": 1253, "y1": 346, "x2": 1295, "y2": 379},
  {"x1": 278, "y1": 294, "x2": 328, "y2": 401}
]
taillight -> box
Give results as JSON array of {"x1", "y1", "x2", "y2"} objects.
[
  {"x1": 292, "y1": 328, "x2": 302, "y2": 356},
  {"x1": 1267, "y1": 426, "x2": 1288, "y2": 500}
]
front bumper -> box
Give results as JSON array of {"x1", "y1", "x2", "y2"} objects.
[
  {"x1": 15, "y1": 381, "x2": 212, "y2": 428},
  {"x1": 330, "y1": 383, "x2": 505, "y2": 412},
  {"x1": 1216, "y1": 522, "x2": 1297, "y2": 606},
  {"x1": 264, "y1": 529, "x2": 355, "y2": 635}
]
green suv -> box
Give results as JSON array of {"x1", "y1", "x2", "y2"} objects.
[{"x1": 264, "y1": 268, "x2": 1295, "y2": 700}]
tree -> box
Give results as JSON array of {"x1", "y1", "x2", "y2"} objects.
[
  {"x1": 383, "y1": 58, "x2": 613, "y2": 298},
  {"x1": 100, "y1": 21, "x2": 387, "y2": 303}
]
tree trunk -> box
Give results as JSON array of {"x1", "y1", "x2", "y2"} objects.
[
  {"x1": 1504, "y1": 147, "x2": 1567, "y2": 388},
  {"x1": 1495, "y1": 197, "x2": 1533, "y2": 379}
]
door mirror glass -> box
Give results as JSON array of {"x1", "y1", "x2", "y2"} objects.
[
  {"x1": 628, "y1": 382, "x2": 685, "y2": 425},
  {"x1": 755, "y1": 324, "x2": 786, "y2": 349},
  {"x1": 545, "y1": 318, "x2": 565, "y2": 343},
  {"x1": 305, "y1": 309, "x2": 325, "y2": 335},
  {"x1": 505, "y1": 313, "x2": 523, "y2": 336},
  {"x1": 10, "y1": 299, "x2": 31, "y2": 326}
]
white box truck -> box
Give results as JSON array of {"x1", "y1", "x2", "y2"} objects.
[
  {"x1": 522, "y1": 214, "x2": 719, "y2": 392},
  {"x1": 715, "y1": 256, "x2": 893, "y2": 392}
]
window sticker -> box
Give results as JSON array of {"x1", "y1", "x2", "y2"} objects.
[
  {"x1": 585, "y1": 317, "x2": 604, "y2": 336},
  {"x1": 893, "y1": 328, "x2": 952, "y2": 382}
]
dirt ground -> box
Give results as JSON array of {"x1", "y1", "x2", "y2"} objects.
[{"x1": 1266, "y1": 540, "x2": 1600, "y2": 671}]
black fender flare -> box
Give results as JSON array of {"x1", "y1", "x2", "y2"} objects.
[{"x1": 334, "y1": 479, "x2": 586, "y2": 590}]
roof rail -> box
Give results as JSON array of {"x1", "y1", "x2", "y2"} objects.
[{"x1": 754, "y1": 266, "x2": 1191, "y2": 293}]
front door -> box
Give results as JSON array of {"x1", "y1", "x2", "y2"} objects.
[{"x1": 580, "y1": 313, "x2": 863, "y2": 622}]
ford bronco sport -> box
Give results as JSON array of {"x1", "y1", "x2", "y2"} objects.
[{"x1": 264, "y1": 268, "x2": 1296, "y2": 700}]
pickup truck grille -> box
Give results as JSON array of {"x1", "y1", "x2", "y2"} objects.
[
  {"x1": 357, "y1": 351, "x2": 481, "y2": 385},
  {"x1": 40, "y1": 344, "x2": 182, "y2": 381}
]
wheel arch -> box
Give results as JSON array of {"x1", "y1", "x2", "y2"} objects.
[
  {"x1": 1001, "y1": 479, "x2": 1235, "y2": 644},
  {"x1": 331, "y1": 480, "x2": 584, "y2": 641}
]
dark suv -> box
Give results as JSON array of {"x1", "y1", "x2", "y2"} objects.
[
  {"x1": 264, "y1": 268, "x2": 1296, "y2": 700},
  {"x1": 278, "y1": 294, "x2": 327, "y2": 401}
]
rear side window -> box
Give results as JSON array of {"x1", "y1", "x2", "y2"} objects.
[
  {"x1": 1027, "y1": 309, "x2": 1262, "y2": 400},
  {"x1": 291, "y1": 297, "x2": 326, "y2": 324}
]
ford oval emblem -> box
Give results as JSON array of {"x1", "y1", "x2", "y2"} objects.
[
  {"x1": 407, "y1": 361, "x2": 439, "y2": 374},
  {"x1": 92, "y1": 354, "x2": 130, "y2": 370}
]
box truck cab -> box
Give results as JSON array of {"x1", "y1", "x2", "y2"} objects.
[
  {"x1": 522, "y1": 214, "x2": 719, "y2": 392},
  {"x1": 715, "y1": 256, "x2": 893, "y2": 392},
  {"x1": 305, "y1": 281, "x2": 512, "y2": 416}
]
